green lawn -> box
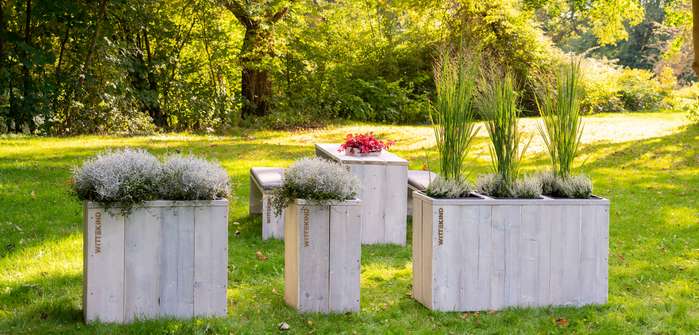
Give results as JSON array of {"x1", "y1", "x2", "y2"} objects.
[{"x1": 0, "y1": 112, "x2": 697, "y2": 334}]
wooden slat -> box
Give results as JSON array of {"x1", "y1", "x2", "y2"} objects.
[
  {"x1": 84, "y1": 205, "x2": 125, "y2": 323},
  {"x1": 328, "y1": 204, "x2": 361, "y2": 312},
  {"x1": 193, "y1": 204, "x2": 229, "y2": 317},
  {"x1": 561, "y1": 205, "x2": 582, "y2": 306},
  {"x1": 475, "y1": 205, "x2": 492, "y2": 309},
  {"x1": 249, "y1": 175, "x2": 262, "y2": 214},
  {"x1": 284, "y1": 202, "x2": 300, "y2": 309},
  {"x1": 262, "y1": 193, "x2": 285, "y2": 240},
  {"x1": 411, "y1": 194, "x2": 423, "y2": 304},
  {"x1": 579, "y1": 205, "x2": 597, "y2": 305},
  {"x1": 421, "y1": 200, "x2": 434, "y2": 308},
  {"x1": 594, "y1": 205, "x2": 610, "y2": 304},
  {"x1": 160, "y1": 206, "x2": 195, "y2": 317},
  {"x1": 548, "y1": 205, "x2": 564, "y2": 305},
  {"x1": 356, "y1": 164, "x2": 385, "y2": 244},
  {"x1": 384, "y1": 165, "x2": 407, "y2": 245},
  {"x1": 536, "y1": 205, "x2": 553, "y2": 306},
  {"x1": 461, "y1": 205, "x2": 479, "y2": 310},
  {"x1": 489, "y1": 206, "x2": 507, "y2": 309},
  {"x1": 520, "y1": 205, "x2": 540, "y2": 307},
  {"x1": 124, "y1": 206, "x2": 162, "y2": 322},
  {"x1": 297, "y1": 204, "x2": 331, "y2": 312},
  {"x1": 503, "y1": 206, "x2": 521, "y2": 307},
  {"x1": 432, "y1": 205, "x2": 459, "y2": 310}
]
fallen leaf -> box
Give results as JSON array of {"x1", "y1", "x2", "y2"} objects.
[
  {"x1": 307, "y1": 320, "x2": 313, "y2": 326},
  {"x1": 555, "y1": 318, "x2": 569, "y2": 327},
  {"x1": 30, "y1": 191, "x2": 36, "y2": 199},
  {"x1": 235, "y1": 230, "x2": 240, "y2": 237},
  {"x1": 256, "y1": 251, "x2": 268, "y2": 261},
  {"x1": 233, "y1": 221, "x2": 240, "y2": 225},
  {"x1": 461, "y1": 312, "x2": 471, "y2": 319},
  {"x1": 278, "y1": 322, "x2": 290, "y2": 331}
]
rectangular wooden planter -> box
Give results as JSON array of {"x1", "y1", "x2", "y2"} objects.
[
  {"x1": 412, "y1": 191, "x2": 609, "y2": 311},
  {"x1": 284, "y1": 199, "x2": 362, "y2": 313},
  {"x1": 83, "y1": 200, "x2": 229, "y2": 323},
  {"x1": 316, "y1": 144, "x2": 407, "y2": 245}
]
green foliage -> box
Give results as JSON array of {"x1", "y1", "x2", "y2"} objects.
[
  {"x1": 424, "y1": 176, "x2": 472, "y2": 199},
  {"x1": 537, "y1": 171, "x2": 593, "y2": 198},
  {"x1": 537, "y1": 59, "x2": 584, "y2": 178},
  {"x1": 430, "y1": 47, "x2": 480, "y2": 181},
  {"x1": 477, "y1": 70, "x2": 530, "y2": 190}
]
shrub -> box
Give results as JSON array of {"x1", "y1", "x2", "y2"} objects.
[
  {"x1": 431, "y1": 47, "x2": 480, "y2": 181},
  {"x1": 617, "y1": 69, "x2": 666, "y2": 111},
  {"x1": 72, "y1": 149, "x2": 161, "y2": 207},
  {"x1": 425, "y1": 176, "x2": 472, "y2": 199},
  {"x1": 158, "y1": 155, "x2": 230, "y2": 200},
  {"x1": 536, "y1": 171, "x2": 593, "y2": 198},
  {"x1": 475, "y1": 173, "x2": 542, "y2": 199},
  {"x1": 271, "y1": 158, "x2": 360, "y2": 215}
]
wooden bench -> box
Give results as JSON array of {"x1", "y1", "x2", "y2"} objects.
[
  {"x1": 407, "y1": 170, "x2": 437, "y2": 216},
  {"x1": 250, "y1": 167, "x2": 285, "y2": 240}
]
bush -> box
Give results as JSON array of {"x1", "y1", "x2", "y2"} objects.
[
  {"x1": 425, "y1": 176, "x2": 472, "y2": 199},
  {"x1": 158, "y1": 155, "x2": 230, "y2": 200},
  {"x1": 72, "y1": 149, "x2": 161, "y2": 206},
  {"x1": 271, "y1": 158, "x2": 360, "y2": 215},
  {"x1": 617, "y1": 69, "x2": 666, "y2": 111},
  {"x1": 72, "y1": 149, "x2": 231, "y2": 207},
  {"x1": 475, "y1": 173, "x2": 542, "y2": 199}
]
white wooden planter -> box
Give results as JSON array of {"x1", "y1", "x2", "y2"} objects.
[
  {"x1": 249, "y1": 167, "x2": 285, "y2": 240},
  {"x1": 83, "y1": 200, "x2": 229, "y2": 323},
  {"x1": 284, "y1": 199, "x2": 362, "y2": 313},
  {"x1": 412, "y1": 192, "x2": 609, "y2": 311},
  {"x1": 316, "y1": 143, "x2": 407, "y2": 245}
]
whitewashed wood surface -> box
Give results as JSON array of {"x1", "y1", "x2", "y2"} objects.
[
  {"x1": 411, "y1": 192, "x2": 610, "y2": 311},
  {"x1": 83, "y1": 200, "x2": 229, "y2": 323}
]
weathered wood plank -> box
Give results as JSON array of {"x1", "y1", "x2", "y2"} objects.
[
  {"x1": 262, "y1": 193, "x2": 284, "y2": 240},
  {"x1": 357, "y1": 164, "x2": 385, "y2": 244},
  {"x1": 475, "y1": 205, "x2": 492, "y2": 309},
  {"x1": 594, "y1": 205, "x2": 610, "y2": 304},
  {"x1": 160, "y1": 206, "x2": 195, "y2": 318},
  {"x1": 561, "y1": 205, "x2": 582, "y2": 306},
  {"x1": 460, "y1": 205, "x2": 479, "y2": 310},
  {"x1": 124, "y1": 206, "x2": 161, "y2": 322},
  {"x1": 284, "y1": 202, "x2": 300, "y2": 309},
  {"x1": 548, "y1": 205, "x2": 564, "y2": 305},
  {"x1": 328, "y1": 204, "x2": 361, "y2": 312},
  {"x1": 84, "y1": 205, "x2": 125, "y2": 323},
  {"x1": 421, "y1": 199, "x2": 434, "y2": 308},
  {"x1": 519, "y1": 205, "x2": 539, "y2": 307},
  {"x1": 490, "y1": 206, "x2": 508, "y2": 309},
  {"x1": 503, "y1": 206, "x2": 522, "y2": 307},
  {"x1": 411, "y1": 193, "x2": 423, "y2": 304},
  {"x1": 579, "y1": 205, "x2": 597, "y2": 305},
  {"x1": 297, "y1": 204, "x2": 331, "y2": 312},
  {"x1": 384, "y1": 165, "x2": 407, "y2": 245},
  {"x1": 535, "y1": 205, "x2": 552, "y2": 306},
  {"x1": 193, "y1": 204, "x2": 229, "y2": 317},
  {"x1": 249, "y1": 175, "x2": 262, "y2": 214}
]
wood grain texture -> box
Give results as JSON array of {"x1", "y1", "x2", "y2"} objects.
[
  {"x1": 84, "y1": 205, "x2": 125, "y2": 323},
  {"x1": 261, "y1": 193, "x2": 284, "y2": 240},
  {"x1": 297, "y1": 204, "x2": 330, "y2": 312},
  {"x1": 411, "y1": 192, "x2": 610, "y2": 311},
  {"x1": 160, "y1": 206, "x2": 195, "y2": 317},
  {"x1": 193, "y1": 205, "x2": 229, "y2": 317},
  {"x1": 124, "y1": 206, "x2": 162, "y2": 322},
  {"x1": 329, "y1": 204, "x2": 362, "y2": 312}
]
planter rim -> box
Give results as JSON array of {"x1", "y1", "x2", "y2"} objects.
[
  {"x1": 85, "y1": 199, "x2": 229, "y2": 209},
  {"x1": 293, "y1": 198, "x2": 361, "y2": 206},
  {"x1": 413, "y1": 191, "x2": 609, "y2": 205}
]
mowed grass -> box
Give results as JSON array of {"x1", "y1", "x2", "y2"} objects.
[{"x1": 0, "y1": 112, "x2": 697, "y2": 334}]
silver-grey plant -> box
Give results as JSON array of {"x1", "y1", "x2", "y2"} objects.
[
  {"x1": 72, "y1": 148, "x2": 161, "y2": 206},
  {"x1": 537, "y1": 171, "x2": 592, "y2": 198},
  {"x1": 475, "y1": 173, "x2": 542, "y2": 199},
  {"x1": 272, "y1": 157, "x2": 360, "y2": 215},
  {"x1": 158, "y1": 155, "x2": 230, "y2": 200},
  {"x1": 425, "y1": 176, "x2": 472, "y2": 199}
]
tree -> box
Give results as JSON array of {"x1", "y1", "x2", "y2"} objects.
[{"x1": 221, "y1": 0, "x2": 293, "y2": 118}]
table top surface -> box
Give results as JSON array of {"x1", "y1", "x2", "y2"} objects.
[{"x1": 315, "y1": 143, "x2": 408, "y2": 166}]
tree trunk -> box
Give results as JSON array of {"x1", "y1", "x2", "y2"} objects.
[
  {"x1": 240, "y1": 28, "x2": 273, "y2": 118},
  {"x1": 21, "y1": 0, "x2": 35, "y2": 132}
]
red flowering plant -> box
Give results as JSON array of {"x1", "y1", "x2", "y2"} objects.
[{"x1": 338, "y1": 133, "x2": 395, "y2": 155}]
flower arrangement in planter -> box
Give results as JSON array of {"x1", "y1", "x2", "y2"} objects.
[
  {"x1": 273, "y1": 158, "x2": 363, "y2": 313},
  {"x1": 74, "y1": 149, "x2": 230, "y2": 323},
  {"x1": 338, "y1": 132, "x2": 394, "y2": 156},
  {"x1": 412, "y1": 52, "x2": 609, "y2": 312}
]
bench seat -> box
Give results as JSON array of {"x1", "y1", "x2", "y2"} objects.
[
  {"x1": 407, "y1": 170, "x2": 437, "y2": 216},
  {"x1": 250, "y1": 167, "x2": 285, "y2": 240}
]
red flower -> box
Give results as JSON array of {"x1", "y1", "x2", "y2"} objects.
[{"x1": 338, "y1": 132, "x2": 394, "y2": 154}]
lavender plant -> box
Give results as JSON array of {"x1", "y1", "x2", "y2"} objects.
[
  {"x1": 72, "y1": 149, "x2": 161, "y2": 207},
  {"x1": 475, "y1": 173, "x2": 542, "y2": 199},
  {"x1": 158, "y1": 155, "x2": 230, "y2": 200},
  {"x1": 272, "y1": 157, "x2": 360, "y2": 215}
]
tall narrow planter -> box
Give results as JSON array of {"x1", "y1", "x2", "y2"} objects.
[
  {"x1": 83, "y1": 200, "x2": 229, "y2": 323},
  {"x1": 412, "y1": 191, "x2": 609, "y2": 311},
  {"x1": 284, "y1": 199, "x2": 362, "y2": 313}
]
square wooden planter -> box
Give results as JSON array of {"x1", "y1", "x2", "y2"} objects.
[
  {"x1": 284, "y1": 199, "x2": 362, "y2": 313},
  {"x1": 412, "y1": 192, "x2": 609, "y2": 311},
  {"x1": 83, "y1": 200, "x2": 229, "y2": 323}
]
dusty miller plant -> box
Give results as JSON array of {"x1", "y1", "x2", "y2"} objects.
[
  {"x1": 72, "y1": 149, "x2": 161, "y2": 208},
  {"x1": 475, "y1": 173, "x2": 542, "y2": 199},
  {"x1": 158, "y1": 155, "x2": 230, "y2": 200},
  {"x1": 272, "y1": 158, "x2": 360, "y2": 215}
]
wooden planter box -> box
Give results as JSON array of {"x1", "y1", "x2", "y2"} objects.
[
  {"x1": 412, "y1": 192, "x2": 609, "y2": 311},
  {"x1": 284, "y1": 199, "x2": 361, "y2": 313},
  {"x1": 83, "y1": 200, "x2": 229, "y2": 323}
]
